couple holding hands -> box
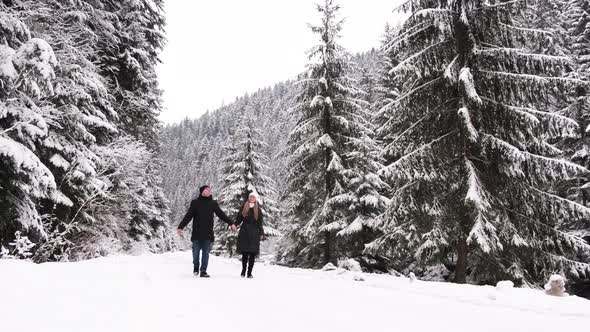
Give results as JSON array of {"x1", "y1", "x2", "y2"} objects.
[{"x1": 177, "y1": 185, "x2": 264, "y2": 279}]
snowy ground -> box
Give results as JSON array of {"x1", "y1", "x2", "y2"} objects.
[{"x1": 1, "y1": 251, "x2": 589, "y2": 332}]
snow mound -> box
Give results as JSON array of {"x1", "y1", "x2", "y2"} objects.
[
  {"x1": 338, "y1": 258, "x2": 362, "y2": 272},
  {"x1": 496, "y1": 280, "x2": 514, "y2": 291},
  {"x1": 544, "y1": 274, "x2": 569, "y2": 297},
  {"x1": 353, "y1": 273, "x2": 365, "y2": 282},
  {"x1": 322, "y1": 262, "x2": 337, "y2": 271}
]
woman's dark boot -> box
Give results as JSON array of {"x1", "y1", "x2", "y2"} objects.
[
  {"x1": 241, "y1": 254, "x2": 248, "y2": 277},
  {"x1": 247, "y1": 254, "x2": 255, "y2": 278}
]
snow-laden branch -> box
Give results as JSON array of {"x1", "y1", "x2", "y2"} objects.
[
  {"x1": 476, "y1": 70, "x2": 587, "y2": 85},
  {"x1": 483, "y1": 134, "x2": 588, "y2": 178},
  {"x1": 474, "y1": 47, "x2": 570, "y2": 64},
  {"x1": 394, "y1": 77, "x2": 444, "y2": 105},
  {"x1": 500, "y1": 205, "x2": 590, "y2": 249},
  {"x1": 498, "y1": 22, "x2": 553, "y2": 36},
  {"x1": 383, "y1": 23, "x2": 432, "y2": 54},
  {"x1": 379, "y1": 130, "x2": 457, "y2": 179},
  {"x1": 458, "y1": 107, "x2": 479, "y2": 142},
  {"x1": 459, "y1": 68, "x2": 482, "y2": 105},
  {"x1": 469, "y1": 0, "x2": 532, "y2": 11},
  {"x1": 390, "y1": 39, "x2": 452, "y2": 75},
  {"x1": 480, "y1": 96, "x2": 579, "y2": 138}
]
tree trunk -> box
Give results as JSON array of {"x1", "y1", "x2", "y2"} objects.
[
  {"x1": 454, "y1": 237, "x2": 468, "y2": 283},
  {"x1": 323, "y1": 87, "x2": 333, "y2": 265},
  {"x1": 452, "y1": 0, "x2": 471, "y2": 286},
  {"x1": 324, "y1": 231, "x2": 332, "y2": 264},
  {"x1": 577, "y1": 87, "x2": 588, "y2": 207}
]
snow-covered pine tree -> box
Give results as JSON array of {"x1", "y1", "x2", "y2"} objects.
[
  {"x1": 366, "y1": 0, "x2": 590, "y2": 285},
  {"x1": 333, "y1": 51, "x2": 391, "y2": 265},
  {"x1": 71, "y1": 136, "x2": 174, "y2": 259},
  {"x1": 86, "y1": 0, "x2": 173, "y2": 256},
  {"x1": 216, "y1": 113, "x2": 280, "y2": 255},
  {"x1": 1, "y1": 0, "x2": 173, "y2": 261},
  {"x1": 215, "y1": 141, "x2": 241, "y2": 256},
  {"x1": 278, "y1": 0, "x2": 365, "y2": 267},
  {"x1": 98, "y1": 0, "x2": 166, "y2": 152},
  {"x1": 335, "y1": 113, "x2": 390, "y2": 264},
  {"x1": 23, "y1": 0, "x2": 123, "y2": 261},
  {"x1": 374, "y1": 23, "x2": 402, "y2": 167},
  {"x1": 0, "y1": 6, "x2": 72, "y2": 252},
  {"x1": 0, "y1": 0, "x2": 123, "y2": 260},
  {"x1": 556, "y1": 0, "x2": 590, "y2": 214}
]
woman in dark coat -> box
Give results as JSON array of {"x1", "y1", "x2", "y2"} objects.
[{"x1": 236, "y1": 192, "x2": 265, "y2": 278}]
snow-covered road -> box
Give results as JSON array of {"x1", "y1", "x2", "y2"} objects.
[{"x1": 1, "y1": 251, "x2": 588, "y2": 332}]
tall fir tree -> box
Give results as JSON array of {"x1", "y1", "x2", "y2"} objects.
[
  {"x1": 334, "y1": 51, "x2": 390, "y2": 263},
  {"x1": 216, "y1": 113, "x2": 280, "y2": 255},
  {"x1": 366, "y1": 0, "x2": 590, "y2": 285},
  {"x1": 556, "y1": 0, "x2": 590, "y2": 215},
  {"x1": 278, "y1": 0, "x2": 365, "y2": 267}
]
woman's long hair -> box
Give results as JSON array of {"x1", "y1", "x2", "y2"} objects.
[{"x1": 242, "y1": 199, "x2": 259, "y2": 221}]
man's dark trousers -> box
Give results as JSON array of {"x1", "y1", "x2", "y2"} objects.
[{"x1": 192, "y1": 240, "x2": 211, "y2": 273}]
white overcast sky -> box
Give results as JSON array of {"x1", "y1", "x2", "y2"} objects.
[{"x1": 157, "y1": 1, "x2": 404, "y2": 124}]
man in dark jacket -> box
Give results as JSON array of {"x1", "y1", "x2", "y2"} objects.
[{"x1": 177, "y1": 185, "x2": 236, "y2": 277}]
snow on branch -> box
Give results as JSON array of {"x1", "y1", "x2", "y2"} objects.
[
  {"x1": 290, "y1": 116, "x2": 321, "y2": 137},
  {"x1": 415, "y1": 224, "x2": 448, "y2": 262},
  {"x1": 317, "y1": 133, "x2": 335, "y2": 149},
  {"x1": 474, "y1": 47, "x2": 570, "y2": 65},
  {"x1": 327, "y1": 150, "x2": 344, "y2": 172},
  {"x1": 467, "y1": 213, "x2": 502, "y2": 253},
  {"x1": 463, "y1": 158, "x2": 498, "y2": 254},
  {"x1": 464, "y1": 158, "x2": 491, "y2": 211},
  {"x1": 479, "y1": 97, "x2": 539, "y2": 125},
  {"x1": 459, "y1": 68, "x2": 482, "y2": 105},
  {"x1": 379, "y1": 130, "x2": 457, "y2": 180},
  {"x1": 483, "y1": 134, "x2": 588, "y2": 180},
  {"x1": 469, "y1": 0, "x2": 534, "y2": 11},
  {"x1": 319, "y1": 220, "x2": 344, "y2": 234},
  {"x1": 390, "y1": 39, "x2": 452, "y2": 76},
  {"x1": 458, "y1": 107, "x2": 479, "y2": 143},
  {"x1": 444, "y1": 55, "x2": 459, "y2": 83},
  {"x1": 337, "y1": 216, "x2": 364, "y2": 237},
  {"x1": 394, "y1": 77, "x2": 444, "y2": 105},
  {"x1": 383, "y1": 23, "x2": 433, "y2": 54},
  {"x1": 498, "y1": 22, "x2": 553, "y2": 36},
  {"x1": 499, "y1": 205, "x2": 590, "y2": 249},
  {"x1": 527, "y1": 185, "x2": 590, "y2": 220},
  {"x1": 291, "y1": 140, "x2": 321, "y2": 160},
  {"x1": 480, "y1": 96, "x2": 578, "y2": 139},
  {"x1": 382, "y1": 114, "x2": 428, "y2": 150},
  {"x1": 477, "y1": 70, "x2": 589, "y2": 99}
]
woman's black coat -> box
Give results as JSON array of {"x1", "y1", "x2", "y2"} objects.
[{"x1": 236, "y1": 207, "x2": 265, "y2": 255}]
